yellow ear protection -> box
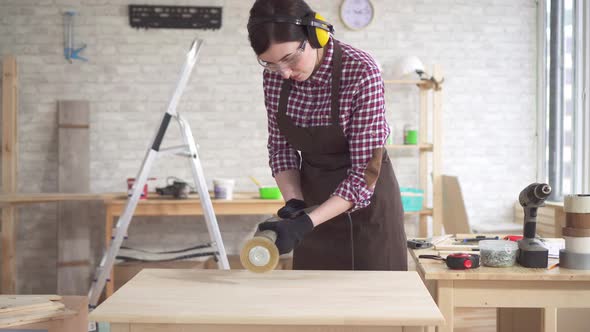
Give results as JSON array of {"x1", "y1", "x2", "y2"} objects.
[{"x1": 247, "y1": 12, "x2": 334, "y2": 49}]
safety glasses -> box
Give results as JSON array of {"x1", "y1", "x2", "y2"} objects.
[{"x1": 257, "y1": 40, "x2": 307, "y2": 72}]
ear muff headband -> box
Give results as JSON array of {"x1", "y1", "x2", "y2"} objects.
[{"x1": 247, "y1": 12, "x2": 333, "y2": 49}]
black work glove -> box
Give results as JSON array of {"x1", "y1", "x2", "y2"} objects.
[
  {"x1": 258, "y1": 213, "x2": 314, "y2": 255},
  {"x1": 277, "y1": 198, "x2": 307, "y2": 219}
]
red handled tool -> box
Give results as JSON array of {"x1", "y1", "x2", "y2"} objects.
[{"x1": 419, "y1": 253, "x2": 480, "y2": 270}]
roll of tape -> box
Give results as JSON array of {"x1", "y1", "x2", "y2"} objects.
[
  {"x1": 566, "y1": 213, "x2": 590, "y2": 229},
  {"x1": 564, "y1": 194, "x2": 590, "y2": 213},
  {"x1": 559, "y1": 249, "x2": 590, "y2": 270},
  {"x1": 564, "y1": 236, "x2": 590, "y2": 254},
  {"x1": 562, "y1": 227, "x2": 590, "y2": 237}
]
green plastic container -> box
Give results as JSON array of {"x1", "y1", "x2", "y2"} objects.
[
  {"x1": 259, "y1": 186, "x2": 282, "y2": 199},
  {"x1": 400, "y1": 187, "x2": 424, "y2": 212},
  {"x1": 404, "y1": 130, "x2": 418, "y2": 145}
]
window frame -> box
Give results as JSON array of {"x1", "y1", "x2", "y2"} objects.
[{"x1": 537, "y1": 0, "x2": 590, "y2": 199}]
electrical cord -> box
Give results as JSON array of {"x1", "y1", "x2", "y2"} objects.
[{"x1": 346, "y1": 212, "x2": 355, "y2": 270}]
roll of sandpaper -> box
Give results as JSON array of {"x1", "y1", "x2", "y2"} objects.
[
  {"x1": 565, "y1": 195, "x2": 590, "y2": 228},
  {"x1": 563, "y1": 194, "x2": 590, "y2": 255},
  {"x1": 562, "y1": 227, "x2": 590, "y2": 237},
  {"x1": 240, "y1": 227, "x2": 279, "y2": 273}
]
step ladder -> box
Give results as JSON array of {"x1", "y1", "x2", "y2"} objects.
[{"x1": 87, "y1": 39, "x2": 230, "y2": 309}]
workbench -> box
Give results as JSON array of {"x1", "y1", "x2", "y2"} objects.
[
  {"x1": 89, "y1": 269, "x2": 444, "y2": 332},
  {"x1": 410, "y1": 243, "x2": 590, "y2": 332}
]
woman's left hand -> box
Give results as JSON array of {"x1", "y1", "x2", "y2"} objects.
[{"x1": 257, "y1": 213, "x2": 314, "y2": 254}]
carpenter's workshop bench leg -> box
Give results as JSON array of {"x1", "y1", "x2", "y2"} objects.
[
  {"x1": 436, "y1": 280, "x2": 453, "y2": 332},
  {"x1": 542, "y1": 307, "x2": 557, "y2": 332}
]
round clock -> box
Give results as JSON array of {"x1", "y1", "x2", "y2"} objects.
[{"x1": 340, "y1": 0, "x2": 375, "y2": 31}]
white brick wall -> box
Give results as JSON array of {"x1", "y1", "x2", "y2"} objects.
[{"x1": 0, "y1": 0, "x2": 538, "y2": 293}]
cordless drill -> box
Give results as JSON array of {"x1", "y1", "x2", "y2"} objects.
[{"x1": 517, "y1": 183, "x2": 552, "y2": 268}]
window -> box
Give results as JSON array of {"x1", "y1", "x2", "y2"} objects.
[{"x1": 538, "y1": 0, "x2": 590, "y2": 200}]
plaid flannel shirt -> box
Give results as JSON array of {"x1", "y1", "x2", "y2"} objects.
[{"x1": 262, "y1": 38, "x2": 390, "y2": 211}]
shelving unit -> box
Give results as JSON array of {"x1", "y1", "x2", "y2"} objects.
[{"x1": 384, "y1": 65, "x2": 443, "y2": 237}]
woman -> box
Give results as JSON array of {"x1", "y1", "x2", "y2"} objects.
[{"x1": 248, "y1": 0, "x2": 407, "y2": 271}]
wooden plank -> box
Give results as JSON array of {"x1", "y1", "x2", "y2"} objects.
[
  {"x1": 1, "y1": 55, "x2": 18, "y2": 294},
  {"x1": 441, "y1": 175, "x2": 471, "y2": 234},
  {"x1": 0, "y1": 302, "x2": 66, "y2": 328},
  {"x1": 432, "y1": 65, "x2": 443, "y2": 236},
  {"x1": 418, "y1": 87, "x2": 429, "y2": 237},
  {"x1": 57, "y1": 100, "x2": 90, "y2": 295},
  {"x1": 90, "y1": 269, "x2": 444, "y2": 327},
  {"x1": 1, "y1": 296, "x2": 87, "y2": 331},
  {"x1": 0, "y1": 295, "x2": 61, "y2": 313}
]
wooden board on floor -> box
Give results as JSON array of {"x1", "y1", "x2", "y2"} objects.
[
  {"x1": 0, "y1": 295, "x2": 62, "y2": 313},
  {"x1": 57, "y1": 100, "x2": 91, "y2": 295}
]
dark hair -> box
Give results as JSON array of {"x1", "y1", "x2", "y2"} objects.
[{"x1": 247, "y1": 0, "x2": 313, "y2": 55}]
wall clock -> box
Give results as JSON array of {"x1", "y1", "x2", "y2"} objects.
[{"x1": 340, "y1": 0, "x2": 375, "y2": 31}]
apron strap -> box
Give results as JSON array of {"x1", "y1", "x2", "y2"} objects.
[
  {"x1": 278, "y1": 79, "x2": 292, "y2": 119},
  {"x1": 277, "y1": 39, "x2": 343, "y2": 128},
  {"x1": 330, "y1": 41, "x2": 342, "y2": 126}
]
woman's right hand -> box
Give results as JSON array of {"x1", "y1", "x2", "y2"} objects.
[{"x1": 277, "y1": 198, "x2": 307, "y2": 219}]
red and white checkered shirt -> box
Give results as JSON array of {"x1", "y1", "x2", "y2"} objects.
[{"x1": 263, "y1": 38, "x2": 390, "y2": 211}]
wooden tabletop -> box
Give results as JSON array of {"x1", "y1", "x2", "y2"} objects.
[
  {"x1": 89, "y1": 269, "x2": 444, "y2": 327},
  {"x1": 411, "y1": 249, "x2": 590, "y2": 281},
  {"x1": 0, "y1": 193, "x2": 120, "y2": 207}
]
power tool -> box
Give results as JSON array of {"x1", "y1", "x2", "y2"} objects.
[
  {"x1": 419, "y1": 253, "x2": 480, "y2": 270},
  {"x1": 156, "y1": 179, "x2": 191, "y2": 199},
  {"x1": 517, "y1": 182, "x2": 552, "y2": 268}
]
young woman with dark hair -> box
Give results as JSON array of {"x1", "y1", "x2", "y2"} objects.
[{"x1": 247, "y1": 0, "x2": 407, "y2": 271}]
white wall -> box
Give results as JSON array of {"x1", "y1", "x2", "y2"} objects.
[{"x1": 0, "y1": 0, "x2": 538, "y2": 292}]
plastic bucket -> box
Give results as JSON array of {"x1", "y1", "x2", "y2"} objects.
[
  {"x1": 259, "y1": 186, "x2": 282, "y2": 199},
  {"x1": 213, "y1": 178, "x2": 235, "y2": 200}
]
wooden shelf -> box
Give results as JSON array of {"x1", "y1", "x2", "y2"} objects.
[
  {"x1": 386, "y1": 144, "x2": 433, "y2": 152},
  {"x1": 383, "y1": 79, "x2": 424, "y2": 85},
  {"x1": 383, "y1": 64, "x2": 443, "y2": 237},
  {"x1": 405, "y1": 209, "x2": 433, "y2": 216},
  {"x1": 383, "y1": 79, "x2": 439, "y2": 90}
]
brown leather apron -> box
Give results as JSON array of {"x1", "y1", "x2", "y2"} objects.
[{"x1": 277, "y1": 41, "x2": 407, "y2": 271}]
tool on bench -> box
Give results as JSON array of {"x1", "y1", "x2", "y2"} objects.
[
  {"x1": 460, "y1": 235, "x2": 499, "y2": 243},
  {"x1": 419, "y1": 253, "x2": 480, "y2": 270},
  {"x1": 156, "y1": 177, "x2": 192, "y2": 199},
  {"x1": 407, "y1": 239, "x2": 433, "y2": 249},
  {"x1": 517, "y1": 182, "x2": 552, "y2": 268}
]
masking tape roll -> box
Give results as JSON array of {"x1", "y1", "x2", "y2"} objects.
[
  {"x1": 562, "y1": 227, "x2": 590, "y2": 237},
  {"x1": 240, "y1": 230, "x2": 279, "y2": 273},
  {"x1": 564, "y1": 236, "x2": 590, "y2": 254},
  {"x1": 564, "y1": 194, "x2": 590, "y2": 213}
]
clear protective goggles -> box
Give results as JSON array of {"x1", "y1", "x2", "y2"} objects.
[{"x1": 257, "y1": 40, "x2": 307, "y2": 72}]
